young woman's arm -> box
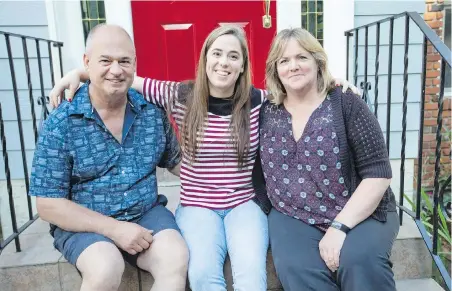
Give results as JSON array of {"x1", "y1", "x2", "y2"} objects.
[{"x1": 49, "y1": 68, "x2": 179, "y2": 112}]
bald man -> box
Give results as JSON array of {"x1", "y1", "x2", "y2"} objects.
[{"x1": 29, "y1": 24, "x2": 188, "y2": 291}]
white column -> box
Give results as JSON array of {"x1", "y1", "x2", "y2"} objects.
[
  {"x1": 323, "y1": 0, "x2": 354, "y2": 79},
  {"x1": 277, "y1": 0, "x2": 302, "y2": 32},
  {"x1": 104, "y1": 0, "x2": 134, "y2": 41},
  {"x1": 45, "y1": 0, "x2": 85, "y2": 76}
]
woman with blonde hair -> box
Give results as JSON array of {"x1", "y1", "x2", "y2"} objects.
[
  {"x1": 255, "y1": 28, "x2": 399, "y2": 291},
  {"x1": 49, "y1": 24, "x2": 357, "y2": 290}
]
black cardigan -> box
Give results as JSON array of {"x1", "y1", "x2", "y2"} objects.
[{"x1": 252, "y1": 87, "x2": 397, "y2": 221}]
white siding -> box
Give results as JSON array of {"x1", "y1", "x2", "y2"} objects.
[{"x1": 352, "y1": 0, "x2": 425, "y2": 160}]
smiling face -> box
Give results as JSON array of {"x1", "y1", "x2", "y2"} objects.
[
  {"x1": 83, "y1": 26, "x2": 136, "y2": 99},
  {"x1": 276, "y1": 37, "x2": 318, "y2": 95},
  {"x1": 205, "y1": 34, "x2": 244, "y2": 97}
]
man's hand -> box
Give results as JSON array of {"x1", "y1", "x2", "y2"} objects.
[
  {"x1": 108, "y1": 221, "x2": 154, "y2": 255},
  {"x1": 319, "y1": 227, "x2": 346, "y2": 272}
]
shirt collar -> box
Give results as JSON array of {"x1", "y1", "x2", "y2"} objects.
[{"x1": 68, "y1": 81, "x2": 147, "y2": 118}]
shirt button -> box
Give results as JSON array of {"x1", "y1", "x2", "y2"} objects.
[
  {"x1": 124, "y1": 192, "x2": 127, "y2": 196},
  {"x1": 122, "y1": 170, "x2": 125, "y2": 175},
  {"x1": 124, "y1": 212, "x2": 128, "y2": 216}
]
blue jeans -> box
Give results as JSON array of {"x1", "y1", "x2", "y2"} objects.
[{"x1": 175, "y1": 199, "x2": 269, "y2": 291}]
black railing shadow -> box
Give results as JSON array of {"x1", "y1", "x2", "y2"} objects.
[
  {"x1": 0, "y1": 31, "x2": 63, "y2": 255},
  {"x1": 345, "y1": 11, "x2": 451, "y2": 290}
]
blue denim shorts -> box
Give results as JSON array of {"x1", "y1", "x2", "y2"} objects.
[{"x1": 53, "y1": 198, "x2": 179, "y2": 266}]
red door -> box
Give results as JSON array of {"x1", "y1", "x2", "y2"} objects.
[{"x1": 131, "y1": 1, "x2": 276, "y2": 89}]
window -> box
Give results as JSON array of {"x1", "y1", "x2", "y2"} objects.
[
  {"x1": 301, "y1": 0, "x2": 323, "y2": 46},
  {"x1": 443, "y1": 3, "x2": 451, "y2": 92},
  {"x1": 81, "y1": 0, "x2": 106, "y2": 42}
]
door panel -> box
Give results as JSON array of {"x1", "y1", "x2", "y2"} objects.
[{"x1": 131, "y1": 1, "x2": 276, "y2": 88}]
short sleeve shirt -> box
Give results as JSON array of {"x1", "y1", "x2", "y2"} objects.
[{"x1": 29, "y1": 82, "x2": 181, "y2": 221}]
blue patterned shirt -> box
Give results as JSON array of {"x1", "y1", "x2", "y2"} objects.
[{"x1": 29, "y1": 82, "x2": 181, "y2": 221}]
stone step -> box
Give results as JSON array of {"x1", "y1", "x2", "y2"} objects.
[
  {"x1": 0, "y1": 186, "x2": 440, "y2": 290},
  {"x1": 0, "y1": 260, "x2": 445, "y2": 291},
  {"x1": 396, "y1": 278, "x2": 446, "y2": 291}
]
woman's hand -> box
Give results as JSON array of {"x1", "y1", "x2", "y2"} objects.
[
  {"x1": 319, "y1": 227, "x2": 346, "y2": 272},
  {"x1": 334, "y1": 78, "x2": 361, "y2": 95},
  {"x1": 49, "y1": 68, "x2": 85, "y2": 108}
]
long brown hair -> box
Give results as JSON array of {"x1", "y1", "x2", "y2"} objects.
[{"x1": 180, "y1": 25, "x2": 252, "y2": 167}]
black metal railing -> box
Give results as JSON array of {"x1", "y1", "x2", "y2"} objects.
[
  {"x1": 345, "y1": 11, "x2": 451, "y2": 291},
  {"x1": 0, "y1": 31, "x2": 62, "y2": 254}
]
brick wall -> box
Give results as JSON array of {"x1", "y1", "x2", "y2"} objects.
[{"x1": 417, "y1": 0, "x2": 451, "y2": 190}]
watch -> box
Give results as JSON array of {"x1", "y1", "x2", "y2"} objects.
[{"x1": 330, "y1": 220, "x2": 351, "y2": 234}]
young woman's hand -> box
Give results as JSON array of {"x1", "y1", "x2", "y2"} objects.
[
  {"x1": 49, "y1": 68, "x2": 85, "y2": 108},
  {"x1": 334, "y1": 78, "x2": 361, "y2": 95}
]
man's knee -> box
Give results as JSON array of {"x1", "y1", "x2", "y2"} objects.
[
  {"x1": 77, "y1": 242, "x2": 125, "y2": 290},
  {"x1": 138, "y1": 229, "x2": 188, "y2": 276}
]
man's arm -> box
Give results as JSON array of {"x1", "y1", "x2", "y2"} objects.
[
  {"x1": 30, "y1": 120, "x2": 153, "y2": 254},
  {"x1": 30, "y1": 122, "x2": 118, "y2": 233},
  {"x1": 37, "y1": 197, "x2": 117, "y2": 235}
]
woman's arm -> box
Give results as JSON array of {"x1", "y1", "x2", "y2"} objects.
[
  {"x1": 334, "y1": 92, "x2": 393, "y2": 228},
  {"x1": 334, "y1": 178, "x2": 390, "y2": 229},
  {"x1": 319, "y1": 91, "x2": 392, "y2": 272}
]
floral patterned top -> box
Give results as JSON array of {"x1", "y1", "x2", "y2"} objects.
[{"x1": 259, "y1": 95, "x2": 349, "y2": 230}]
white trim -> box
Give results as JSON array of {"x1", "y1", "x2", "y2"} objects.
[
  {"x1": 276, "y1": 0, "x2": 302, "y2": 31},
  {"x1": 104, "y1": 0, "x2": 134, "y2": 41},
  {"x1": 162, "y1": 24, "x2": 193, "y2": 30},
  {"x1": 323, "y1": 0, "x2": 354, "y2": 80},
  {"x1": 45, "y1": 0, "x2": 85, "y2": 78},
  {"x1": 219, "y1": 22, "x2": 249, "y2": 28}
]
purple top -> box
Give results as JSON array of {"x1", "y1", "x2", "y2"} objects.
[{"x1": 260, "y1": 95, "x2": 349, "y2": 230}]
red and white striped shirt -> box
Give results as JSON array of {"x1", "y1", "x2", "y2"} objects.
[{"x1": 143, "y1": 78, "x2": 267, "y2": 209}]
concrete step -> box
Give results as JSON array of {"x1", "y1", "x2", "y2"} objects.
[
  {"x1": 396, "y1": 278, "x2": 446, "y2": 291},
  {"x1": 0, "y1": 186, "x2": 441, "y2": 291}
]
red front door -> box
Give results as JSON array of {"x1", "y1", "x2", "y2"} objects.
[{"x1": 131, "y1": 1, "x2": 276, "y2": 89}]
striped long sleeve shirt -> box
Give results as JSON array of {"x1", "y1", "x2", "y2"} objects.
[{"x1": 143, "y1": 78, "x2": 267, "y2": 209}]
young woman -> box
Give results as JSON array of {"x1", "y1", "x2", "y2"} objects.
[
  {"x1": 49, "y1": 25, "x2": 358, "y2": 291},
  {"x1": 256, "y1": 27, "x2": 399, "y2": 291}
]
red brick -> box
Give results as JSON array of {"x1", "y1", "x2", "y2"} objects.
[
  {"x1": 427, "y1": 55, "x2": 442, "y2": 62},
  {"x1": 423, "y1": 141, "x2": 434, "y2": 149},
  {"x1": 426, "y1": 87, "x2": 440, "y2": 94},
  {"x1": 424, "y1": 133, "x2": 437, "y2": 141},
  {"x1": 425, "y1": 110, "x2": 433, "y2": 118},
  {"x1": 442, "y1": 110, "x2": 451, "y2": 117},
  {"x1": 429, "y1": 21, "x2": 442, "y2": 29},
  {"x1": 424, "y1": 12, "x2": 437, "y2": 21},
  {"x1": 427, "y1": 70, "x2": 441, "y2": 77},
  {"x1": 424, "y1": 171, "x2": 435, "y2": 180},
  {"x1": 427, "y1": 62, "x2": 433, "y2": 70},
  {"x1": 433, "y1": 62, "x2": 441, "y2": 69},
  {"x1": 436, "y1": 12, "x2": 444, "y2": 20},
  {"x1": 425, "y1": 79, "x2": 433, "y2": 86},
  {"x1": 425, "y1": 103, "x2": 439, "y2": 110},
  {"x1": 433, "y1": 79, "x2": 441, "y2": 85},
  {"x1": 444, "y1": 99, "x2": 451, "y2": 110},
  {"x1": 425, "y1": 118, "x2": 438, "y2": 126}
]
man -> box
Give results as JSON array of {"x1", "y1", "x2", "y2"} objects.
[{"x1": 29, "y1": 24, "x2": 188, "y2": 291}]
